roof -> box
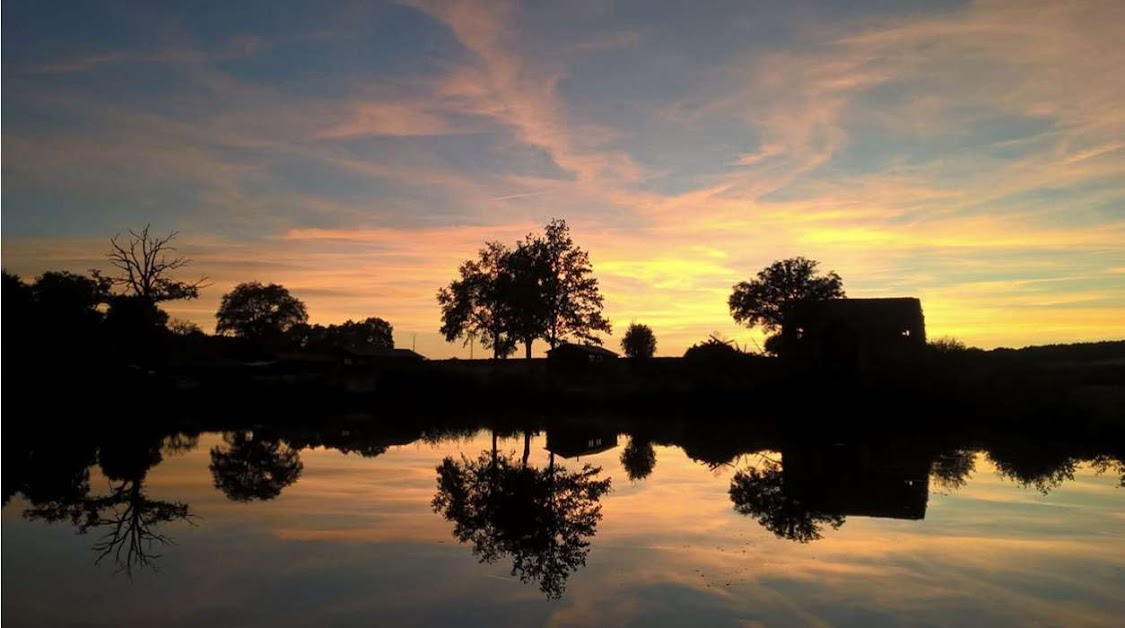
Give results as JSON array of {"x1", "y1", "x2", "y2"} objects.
[
  {"x1": 546, "y1": 342, "x2": 619, "y2": 358},
  {"x1": 340, "y1": 346, "x2": 426, "y2": 360},
  {"x1": 791, "y1": 298, "x2": 924, "y2": 327}
]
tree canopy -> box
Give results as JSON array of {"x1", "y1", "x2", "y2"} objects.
[
  {"x1": 437, "y1": 241, "x2": 518, "y2": 359},
  {"x1": 729, "y1": 257, "x2": 844, "y2": 349},
  {"x1": 209, "y1": 432, "x2": 304, "y2": 502},
  {"x1": 729, "y1": 461, "x2": 845, "y2": 543},
  {"x1": 436, "y1": 219, "x2": 610, "y2": 358},
  {"x1": 289, "y1": 317, "x2": 394, "y2": 352},
  {"x1": 215, "y1": 281, "x2": 308, "y2": 342},
  {"x1": 620, "y1": 323, "x2": 656, "y2": 358}
]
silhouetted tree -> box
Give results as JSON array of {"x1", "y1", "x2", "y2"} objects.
[
  {"x1": 209, "y1": 432, "x2": 303, "y2": 501},
  {"x1": 683, "y1": 335, "x2": 744, "y2": 361},
  {"x1": 729, "y1": 257, "x2": 844, "y2": 347},
  {"x1": 504, "y1": 240, "x2": 549, "y2": 358},
  {"x1": 438, "y1": 242, "x2": 518, "y2": 359},
  {"x1": 432, "y1": 447, "x2": 611, "y2": 598},
  {"x1": 32, "y1": 270, "x2": 110, "y2": 330},
  {"x1": 167, "y1": 318, "x2": 203, "y2": 336},
  {"x1": 215, "y1": 282, "x2": 308, "y2": 344},
  {"x1": 526, "y1": 219, "x2": 611, "y2": 349},
  {"x1": 729, "y1": 461, "x2": 845, "y2": 543},
  {"x1": 97, "y1": 225, "x2": 207, "y2": 303},
  {"x1": 289, "y1": 317, "x2": 394, "y2": 352},
  {"x1": 620, "y1": 323, "x2": 657, "y2": 359},
  {"x1": 620, "y1": 437, "x2": 656, "y2": 481}
]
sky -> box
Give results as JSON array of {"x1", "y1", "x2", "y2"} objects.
[{"x1": 3, "y1": 0, "x2": 1123, "y2": 357}]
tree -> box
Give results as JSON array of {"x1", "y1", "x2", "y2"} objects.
[
  {"x1": 620, "y1": 437, "x2": 656, "y2": 481},
  {"x1": 528, "y1": 219, "x2": 611, "y2": 349},
  {"x1": 620, "y1": 323, "x2": 656, "y2": 358},
  {"x1": 432, "y1": 447, "x2": 611, "y2": 599},
  {"x1": 729, "y1": 461, "x2": 845, "y2": 543},
  {"x1": 22, "y1": 432, "x2": 192, "y2": 577},
  {"x1": 167, "y1": 318, "x2": 203, "y2": 336},
  {"x1": 209, "y1": 432, "x2": 303, "y2": 502},
  {"x1": 437, "y1": 242, "x2": 518, "y2": 359},
  {"x1": 728, "y1": 257, "x2": 844, "y2": 344},
  {"x1": 290, "y1": 317, "x2": 394, "y2": 352},
  {"x1": 97, "y1": 225, "x2": 207, "y2": 303},
  {"x1": 215, "y1": 281, "x2": 308, "y2": 343}
]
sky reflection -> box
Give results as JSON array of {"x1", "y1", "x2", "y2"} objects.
[{"x1": 3, "y1": 430, "x2": 1123, "y2": 626}]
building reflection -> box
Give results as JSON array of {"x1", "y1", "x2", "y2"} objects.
[{"x1": 731, "y1": 442, "x2": 932, "y2": 543}]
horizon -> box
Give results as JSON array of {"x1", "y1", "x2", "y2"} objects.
[{"x1": 3, "y1": 0, "x2": 1124, "y2": 357}]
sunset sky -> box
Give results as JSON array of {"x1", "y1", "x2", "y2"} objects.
[{"x1": 4, "y1": 0, "x2": 1123, "y2": 357}]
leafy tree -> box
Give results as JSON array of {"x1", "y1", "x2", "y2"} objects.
[
  {"x1": 98, "y1": 225, "x2": 208, "y2": 303},
  {"x1": 167, "y1": 318, "x2": 203, "y2": 336},
  {"x1": 930, "y1": 336, "x2": 968, "y2": 354},
  {"x1": 32, "y1": 271, "x2": 110, "y2": 327},
  {"x1": 528, "y1": 219, "x2": 611, "y2": 349},
  {"x1": 729, "y1": 461, "x2": 845, "y2": 543},
  {"x1": 729, "y1": 257, "x2": 844, "y2": 340},
  {"x1": 437, "y1": 242, "x2": 518, "y2": 359},
  {"x1": 683, "y1": 335, "x2": 744, "y2": 361},
  {"x1": 620, "y1": 323, "x2": 656, "y2": 358},
  {"x1": 209, "y1": 432, "x2": 303, "y2": 502},
  {"x1": 215, "y1": 281, "x2": 308, "y2": 343},
  {"x1": 504, "y1": 240, "x2": 550, "y2": 358},
  {"x1": 290, "y1": 317, "x2": 394, "y2": 352}
]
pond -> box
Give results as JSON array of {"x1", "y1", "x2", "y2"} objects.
[{"x1": 3, "y1": 423, "x2": 1123, "y2": 626}]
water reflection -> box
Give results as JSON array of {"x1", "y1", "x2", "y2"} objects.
[
  {"x1": 209, "y1": 432, "x2": 303, "y2": 502},
  {"x1": 2, "y1": 416, "x2": 1123, "y2": 616},
  {"x1": 18, "y1": 433, "x2": 192, "y2": 576},
  {"x1": 432, "y1": 429, "x2": 613, "y2": 598}
]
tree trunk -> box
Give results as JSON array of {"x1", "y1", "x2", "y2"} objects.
[
  {"x1": 524, "y1": 339, "x2": 533, "y2": 359},
  {"x1": 522, "y1": 431, "x2": 531, "y2": 467}
]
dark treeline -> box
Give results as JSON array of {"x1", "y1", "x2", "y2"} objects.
[{"x1": 3, "y1": 222, "x2": 1123, "y2": 431}]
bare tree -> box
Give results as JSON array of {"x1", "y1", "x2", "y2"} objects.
[{"x1": 98, "y1": 225, "x2": 209, "y2": 302}]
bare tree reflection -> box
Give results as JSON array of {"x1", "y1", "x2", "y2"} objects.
[
  {"x1": 729, "y1": 459, "x2": 845, "y2": 543},
  {"x1": 209, "y1": 432, "x2": 303, "y2": 501},
  {"x1": 23, "y1": 435, "x2": 192, "y2": 577},
  {"x1": 432, "y1": 435, "x2": 611, "y2": 599}
]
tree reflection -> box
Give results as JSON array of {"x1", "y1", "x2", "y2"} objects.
[
  {"x1": 1090, "y1": 455, "x2": 1125, "y2": 487},
  {"x1": 209, "y1": 432, "x2": 303, "y2": 501},
  {"x1": 930, "y1": 450, "x2": 976, "y2": 493},
  {"x1": 988, "y1": 441, "x2": 1078, "y2": 494},
  {"x1": 22, "y1": 434, "x2": 192, "y2": 577},
  {"x1": 432, "y1": 436, "x2": 612, "y2": 599},
  {"x1": 729, "y1": 460, "x2": 845, "y2": 543},
  {"x1": 620, "y1": 437, "x2": 656, "y2": 481}
]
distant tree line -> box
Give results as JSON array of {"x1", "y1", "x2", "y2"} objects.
[
  {"x1": 7, "y1": 219, "x2": 988, "y2": 366},
  {"x1": 2, "y1": 226, "x2": 398, "y2": 368}
]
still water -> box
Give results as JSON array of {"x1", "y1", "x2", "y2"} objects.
[{"x1": 3, "y1": 424, "x2": 1123, "y2": 626}]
